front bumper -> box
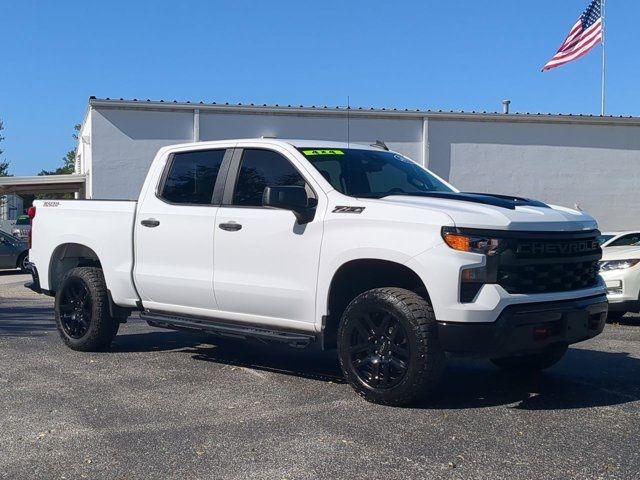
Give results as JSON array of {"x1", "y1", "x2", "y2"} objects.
[
  {"x1": 601, "y1": 268, "x2": 640, "y2": 312},
  {"x1": 437, "y1": 294, "x2": 608, "y2": 357}
]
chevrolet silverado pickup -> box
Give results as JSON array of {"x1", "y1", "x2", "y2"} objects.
[{"x1": 27, "y1": 139, "x2": 608, "y2": 406}]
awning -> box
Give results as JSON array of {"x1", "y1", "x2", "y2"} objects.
[{"x1": 0, "y1": 174, "x2": 86, "y2": 196}]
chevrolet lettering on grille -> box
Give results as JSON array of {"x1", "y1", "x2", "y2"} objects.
[{"x1": 517, "y1": 240, "x2": 600, "y2": 256}]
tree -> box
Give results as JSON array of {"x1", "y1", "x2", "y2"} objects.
[
  {"x1": 38, "y1": 123, "x2": 81, "y2": 176},
  {"x1": 0, "y1": 120, "x2": 10, "y2": 177}
]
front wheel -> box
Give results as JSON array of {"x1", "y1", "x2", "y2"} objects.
[
  {"x1": 337, "y1": 287, "x2": 445, "y2": 406},
  {"x1": 54, "y1": 267, "x2": 119, "y2": 351},
  {"x1": 490, "y1": 344, "x2": 568, "y2": 373}
]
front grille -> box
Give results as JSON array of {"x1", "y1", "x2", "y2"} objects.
[{"x1": 495, "y1": 231, "x2": 601, "y2": 295}]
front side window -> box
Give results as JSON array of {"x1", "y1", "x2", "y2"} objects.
[
  {"x1": 233, "y1": 149, "x2": 306, "y2": 206},
  {"x1": 299, "y1": 148, "x2": 453, "y2": 199},
  {"x1": 161, "y1": 149, "x2": 226, "y2": 204},
  {"x1": 598, "y1": 235, "x2": 615, "y2": 246}
]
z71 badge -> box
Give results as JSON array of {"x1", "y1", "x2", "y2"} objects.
[{"x1": 332, "y1": 206, "x2": 365, "y2": 214}]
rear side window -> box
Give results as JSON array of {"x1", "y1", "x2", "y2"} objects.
[
  {"x1": 233, "y1": 149, "x2": 306, "y2": 206},
  {"x1": 161, "y1": 149, "x2": 225, "y2": 204}
]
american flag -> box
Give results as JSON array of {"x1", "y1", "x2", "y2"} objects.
[{"x1": 542, "y1": 0, "x2": 603, "y2": 71}]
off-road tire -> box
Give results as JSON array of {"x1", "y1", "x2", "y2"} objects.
[
  {"x1": 337, "y1": 287, "x2": 445, "y2": 406},
  {"x1": 54, "y1": 267, "x2": 119, "y2": 351},
  {"x1": 490, "y1": 344, "x2": 568, "y2": 373}
]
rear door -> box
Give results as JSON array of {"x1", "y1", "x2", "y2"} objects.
[
  {"x1": 213, "y1": 146, "x2": 324, "y2": 328},
  {"x1": 134, "y1": 147, "x2": 232, "y2": 315}
]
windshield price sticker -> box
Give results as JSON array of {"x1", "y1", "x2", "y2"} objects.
[{"x1": 302, "y1": 149, "x2": 345, "y2": 156}]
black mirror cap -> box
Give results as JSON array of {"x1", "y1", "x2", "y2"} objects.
[{"x1": 263, "y1": 186, "x2": 315, "y2": 224}]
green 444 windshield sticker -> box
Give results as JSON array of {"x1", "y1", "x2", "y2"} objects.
[{"x1": 302, "y1": 149, "x2": 344, "y2": 156}]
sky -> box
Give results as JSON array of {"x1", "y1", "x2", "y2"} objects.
[{"x1": 1, "y1": 0, "x2": 637, "y2": 176}]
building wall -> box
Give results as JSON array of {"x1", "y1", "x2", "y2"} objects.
[
  {"x1": 199, "y1": 112, "x2": 424, "y2": 162},
  {"x1": 0, "y1": 194, "x2": 24, "y2": 221},
  {"x1": 77, "y1": 111, "x2": 93, "y2": 197},
  {"x1": 426, "y1": 119, "x2": 640, "y2": 230},
  {"x1": 87, "y1": 105, "x2": 640, "y2": 230},
  {"x1": 91, "y1": 108, "x2": 194, "y2": 199},
  {"x1": 90, "y1": 107, "x2": 423, "y2": 200}
]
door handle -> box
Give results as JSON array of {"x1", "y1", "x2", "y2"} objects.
[
  {"x1": 141, "y1": 219, "x2": 160, "y2": 228},
  {"x1": 219, "y1": 222, "x2": 242, "y2": 232}
]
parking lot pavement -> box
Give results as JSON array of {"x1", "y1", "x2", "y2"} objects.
[{"x1": 1, "y1": 275, "x2": 639, "y2": 480}]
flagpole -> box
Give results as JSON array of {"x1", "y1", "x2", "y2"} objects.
[{"x1": 601, "y1": 0, "x2": 606, "y2": 116}]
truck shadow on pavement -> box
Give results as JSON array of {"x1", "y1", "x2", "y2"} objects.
[
  {"x1": 112, "y1": 329, "x2": 346, "y2": 383},
  {"x1": 0, "y1": 270, "x2": 23, "y2": 276},
  {"x1": 426, "y1": 349, "x2": 640, "y2": 411},
  {"x1": 112, "y1": 328, "x2": 640, "y2": 411},
  {"x1": 3, "y1": 306, "x2": 638, "y2": 411},
  {"x1": 0, "y1": 305, "x2": 58, "y2": 337}
]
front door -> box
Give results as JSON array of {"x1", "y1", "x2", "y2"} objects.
[
  {"x1": 134, "y1": 148, "x2": 230, "y2": 315},
  {"x1": 0, "y1": 232, "x2": 15, "y2": 269},
  {"x1": 214, "y1": 147, "x2": 324, "y2": 328}
]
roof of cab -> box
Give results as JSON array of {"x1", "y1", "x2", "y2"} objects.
[{"x1": 161, "y1": 138, "x2": 383, "y2": 151}]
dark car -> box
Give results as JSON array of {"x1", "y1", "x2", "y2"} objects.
[{"x1": 0, "y1": 230, "x2": 29, "y2": 271}]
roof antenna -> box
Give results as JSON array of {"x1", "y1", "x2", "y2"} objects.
[
  {"x1": 346, "y1": 95, "x2": 351, "y2": 148},
  {"x1": 371, "y1": 140, "x2": 389, "y2": 151}
]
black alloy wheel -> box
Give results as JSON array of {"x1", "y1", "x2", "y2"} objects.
[
  {"x1": 58, "y1": 278, "x2": 93, "y2": 339},
  {"x1": 346, "y1": 311, "x2": 411, "y2": 389},
  {"x1": 54, "y1": 267, "x2": 120, "y2": 351},
  {"x1": 337, "y1": 288, "x2": 445, "y2": 406}
]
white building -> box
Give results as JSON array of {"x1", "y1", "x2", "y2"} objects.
[
  {"x1": 0, "y1": 194, "x2": 23, "y2": 221},
  {"x1": 3, "y1": 97, "x2": 639, "y2": 230}
]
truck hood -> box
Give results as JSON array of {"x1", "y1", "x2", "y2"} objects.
[{"x1": 375, "y1": 194, "x2": 598, "y2": 232}]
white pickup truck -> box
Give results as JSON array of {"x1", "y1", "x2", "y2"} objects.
[{"x1": 27, "y1": 139, "x2": 608, "y2": 406}]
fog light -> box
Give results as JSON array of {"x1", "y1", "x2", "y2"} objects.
[
  {"x1": 606, "y1": 280, "x2": 623, "y2": 296},
  {"x1": 460, "y1": 267, "x2": 487, "y2": 303}
]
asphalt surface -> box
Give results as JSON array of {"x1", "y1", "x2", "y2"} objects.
[{"x1": 1, "y1": 270, "x2": 639, "y2": 480}]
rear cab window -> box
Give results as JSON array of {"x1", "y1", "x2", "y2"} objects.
[{"x1": 160, "y1": 149, "x2": 226, "y2": 205}]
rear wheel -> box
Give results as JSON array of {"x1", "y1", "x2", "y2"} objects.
[
  {"x1": 490, "y1": 344, "x2": 568, "y2": 373},
  {"x1": 17, "y1": 252, "x2": 29, "y2": 272},
  {"x1": 54, "y1": 267, "x2": 119, "y2": 351},
  {"x1": 337, "y1": 287, "x2": 445, "y2": 406}
]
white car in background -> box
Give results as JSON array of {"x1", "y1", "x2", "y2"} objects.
[
  {"x1": 600, "y1": 246, "x2": 640, "y2": 321},
  {"x1": 599, "y1": 231, "x2": 640, "y2": 248}
]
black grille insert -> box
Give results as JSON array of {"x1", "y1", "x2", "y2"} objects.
[{"x1": 495, "y1": 231, "x2": 601, "y2": 295}]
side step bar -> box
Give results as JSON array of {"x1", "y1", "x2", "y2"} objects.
[{"x1": 141, "y1": 311, "x2": 317, "y2": 349}]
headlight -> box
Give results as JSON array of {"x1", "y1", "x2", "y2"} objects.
[
  {"x1": 441, "y1": 227, "x2": 503, "y2": 256},
  {"x1": 599, "y1": 259, "x2": 640, "y2": 271}
]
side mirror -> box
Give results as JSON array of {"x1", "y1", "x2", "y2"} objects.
[{"x1": 263, "y1": 186, "x2": 315, "y2": 224}]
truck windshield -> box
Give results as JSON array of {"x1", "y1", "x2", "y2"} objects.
[{"x1": 299, "y1": 148, "x2": 454, "y2": 198}]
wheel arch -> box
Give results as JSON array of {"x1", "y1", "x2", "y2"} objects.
[
  {"x1": 16, "y1": 249, "x2": 29, "y2": 269},
  {"x1": 322, "y1": 258, "x2": 430, "y2": 350},
  {"x1": 48, "y1": 243, "x2": 102, "y2": 294}
]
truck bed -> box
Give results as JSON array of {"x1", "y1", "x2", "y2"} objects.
[{"x1": 30, "y1": 199, "x2": 140, "y2": 307}]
